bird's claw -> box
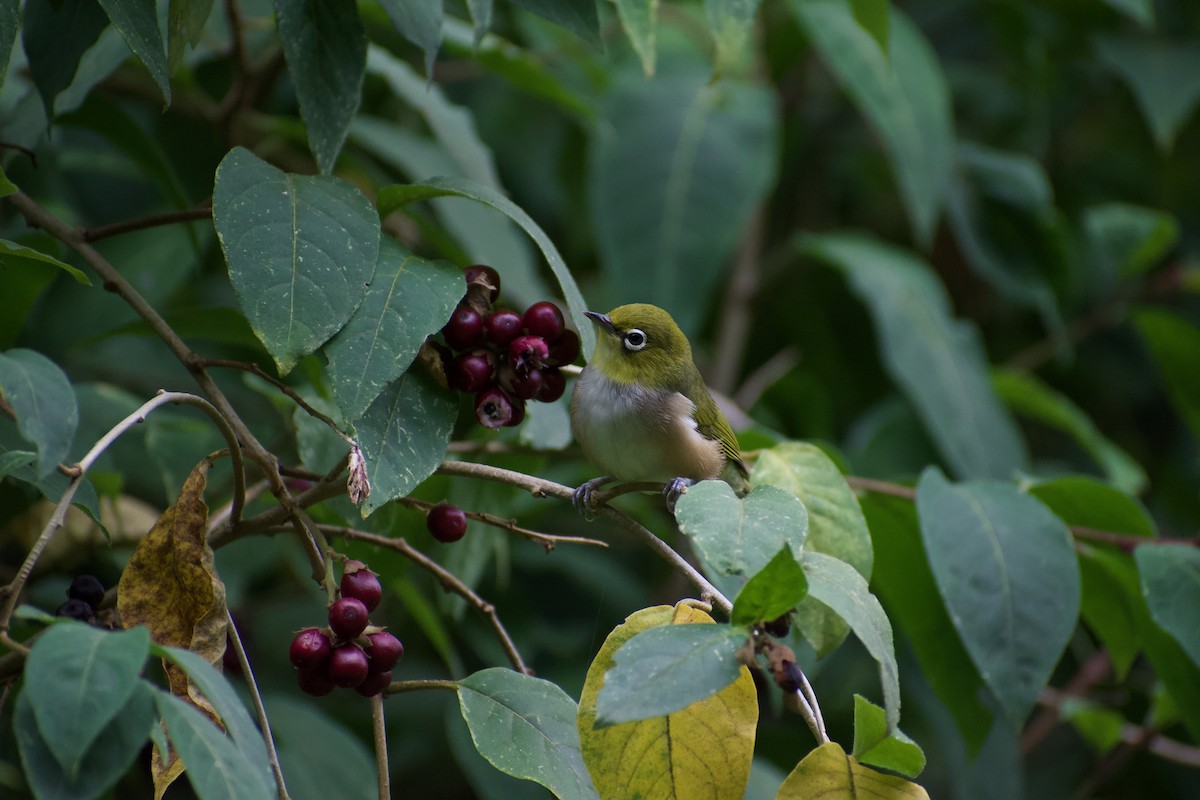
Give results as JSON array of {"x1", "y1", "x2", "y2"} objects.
[
  {"x1": 664, "y1": 477, "x2": 695, "y2": 514},
  {"x1": 572, "y1": 476, "x2": 611, "y2": 519}
]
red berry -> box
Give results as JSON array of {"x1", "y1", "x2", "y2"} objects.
[
  {"x1": 365, "y1": 631, "x2": 405, "y2": 673},
  {"x1": 328, "y1": 597, "x2": 370, "y2": 640},
  {"x1": 475, "y1": 386, "x2": 514, "y2": 428},
  {"x1": 508, "y1": 335, "x2": 550, "y2": 375},
  {"x1": 485, "y1": 309, "x2": 523, "y2": 346},
  {"x1": 443, "y1": 305, "x2": 483, "y2": 350},
  {"x1": 451, "y1": 351, "x2": 495, "y2": 393},
  {"x1": 297, "y1": 667, "x2": 337, "y2": 697},
  {"x1": 290, "y1": 628, "x2": 333, "y2": 671},
  {"x1": 548, "y1": 329, "x2": 580, "y2": 366},
  {"x1": 504, "y1": 397, "x2": 526, "y2": 427},
  {"x1": 464, "y1": 265, "x2": 501, "y2": 303},
  {"x1": 537, "y1": 368, "x2": 566, "y2": 402},
  {"x1": 507, "y1": 367, "x2": 543, "y2": 400},
  {"x1": 340, "y1": 562, "x2": 382, "y2": 612},
  {"x1": 427, "y1": 503, "x2": 468, "y2": 543},
  {"x1": 329, "y1": 644, "x2": 369, "y2": 688},
  {"x1": 522, "y1": 301, "x2": 565, "y2": 340},
  {"x1": 355, "y1": 670, "x2": 393, "y2": 697}
]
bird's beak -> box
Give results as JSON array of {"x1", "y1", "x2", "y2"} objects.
[{"x1": 584, "y1": 310, "x2": 616, "y2": 336}]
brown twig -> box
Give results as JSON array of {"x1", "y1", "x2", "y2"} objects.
[
  {"x1": 197, "y1": 357, "x2": 350, "y2": 440},
  {"x1": 82, "y1": 206, "x2": 213, "y2": 243},
  {"x1": 371, "y1": 695, "x2": 390, "y2": 800},
  {"x1": 393, "y1": 496, "x2": 607, "y2": 552},
  {"x1": 1022, "y1": 650, "x2": 1111, "y2": 754},
  {"x1": 226, "y1": 610, "x2": 290, "y2": 800},
  {"x1": 385, "y1": 679, "x2": 459, "y2": 695}
]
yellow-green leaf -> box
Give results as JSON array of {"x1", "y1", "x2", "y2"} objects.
[
  {"x1": 776, "y1": 741, "x2": 930, "y2": 799},
  {"x1": 579, "y1": 603, "x2": 757, "y2": 800}
]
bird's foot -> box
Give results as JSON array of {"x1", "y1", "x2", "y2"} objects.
[
  {"x1": 664, "y1": 477, "x2": 696, "y2": 514},
  {"x1": 572, "y1": 476, "x2": 613, "y2": 519}
]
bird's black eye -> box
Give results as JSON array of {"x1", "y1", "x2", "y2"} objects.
[{"x1": 623, "y1": 329, "x2": 647, "y2": 351}]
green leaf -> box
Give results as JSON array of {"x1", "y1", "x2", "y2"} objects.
[
  {"x1": 154, "y1": 692, "x2": 276, "y2": 800},
  {"x1": 849, "y1": 0, "x2": 889, "y2": 55},
  {"x1": 993, "y1": 370, "x2": 1147, "y2": 494},
  {"x1": 15, "y1": 679, "x2": 155, "y2": 800},
  {"x1": 0, "y1": 238, "x2": 92, "y2": 285},
  {"x1": 851, "y1": 695, "x2": 925, "y2": 778},
  {"x1": 1027, "y1": 475, "x2": 1156, "y2": 539},
  {"x1": 96, "y1": 0, "x2": 170, "y2": 105},
  {"x1": 325, "y1": 239, "x2": 463, "y2": 422},
  {"x1": 793, "y1": 0, "x2": 952, "y2": 246},
  {"x1": 1101, "y1": 0, "x2": 1154, "y2": 28},
  {"x1": 24, "y1": 622, "x2": 150, "y2": 780},
  {"x1": 674, "y1": 481, "x2": 808, "y2": 582},
  {"x1": 803, "y1": 232, "x2": 1028, "y2": 479},
  {"x1": 377, "y1": 176, "x2": 594, "y2": 357},
  {"x1": 0, "y1": 348, "x2": 79, "y2": 477},
  {"x1": 465, "y1": 0, "x2": 493, "y2": 43},
  {"x1": 1132, "y1": 308, "x2": 1200, "y2": 439},
  {"x1": 916, "y1": 468, "x2": 1080, "y2": 729},
  {"x1": 0, "y1": 0, "x2": 18, "y2": 95},
  {"x1": 458, "y1": 668, "x2": 599, "y2": 800},
  {"x1": 731, "y1": 546, "x2": 808, "y2": 626},
  {"x1": 802, "y1": 552, "x2": 900, "y2": 732},
  {"x1": 167, "y1": 0, "x2": 215, "y2": 71},
  {"x1": 614, "y1": 0, "x2": 657, "y2": 76},
  {"x1": 213, "y1": 147, "x2": 380, "y2": 375},
  {"x1": 21, "y1": 0, "x2": 108, "y2": 118},
  {"x1": 265, "y1": 696, "x2": 376, "y2": 800},
  {"x1": 274, "y1": 0, "x2": 366, "y2": 173},
  {"x1": 1059, "y1": 697, "x2": 1126, "y2": 754},
  {"x1": 706, "y1": 0, "x2": 762, "y2": 75},
  {"x1": 589, "y1": 63, "x2": 779, "y2": 337},
  {"x1": 1078, "y1": 548, "x2": 1144, "y2": 681},
  {"x1": 509, "y1": 0, "x2": 601, "y2": 45},
  {"x1": 1136, "y1": 544, "x2": 1200, "y2": 668},
  {"x1": 355, "y1": 369, "x2": 457, "y2": 516},
  {"x1": 1083, "y1": 202, "x2": 1178, "y2": 282},
  {"x1": 777, "y1": 741, "x2": 930, "y2": 799},
  {"x1": 861, "y1": 492, "x2": 992, "y2": 752},
  {"x1": 595, "y1": 623, "x2": 748, "y2": 724},
  {"x1": 377, "y1": 0, "x2": 442, "y2": 76},
  {"x1": 1096, "y1": 36, "x2": 1200, "y2": 152}
]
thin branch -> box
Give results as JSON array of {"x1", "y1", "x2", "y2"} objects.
[
  {"x1": 198, "y1": 358, "x2": 351, "y2": 442},
  {"x1": 226, "y1": 610, "x2": 290, "y2": 800},
  {"x1": 82, "y1": 206, "x2": 213, "y2": 243},
  {"x1": 371, "y1": 695, "x2": 390, "y2": 800},
  {"x1": 1022, "y1": 650, "x2": 1110, "y2": 755},
  {"x1": 393, "y1": 496, "x2": 607, "y2": 552},
  {"x1": 318, "y1": 525, "x2": 531, "y2": 675},
  {"x1": 385, "y1": 679, "x2": 459, "y2": 695}
]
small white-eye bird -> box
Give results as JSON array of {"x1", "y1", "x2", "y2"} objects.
[{"x1": 569, "y1": 303, "x2": 749, "y2": 512}]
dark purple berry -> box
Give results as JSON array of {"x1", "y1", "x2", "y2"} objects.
[
  {"x1": 328, "y1": 597, "x2": 370, "y2": 640},
  {"x1": 507, "y1": 367, "x2": 543, "y2": 400},
  {"x1": 355, "y1": 670, "x2": 393, "y2": 697},
  {"x1": 67, "y1": 575, "x2": 105, "y2": 608},
  {"x1": 290, "y1": 628, "x2": 333, "y2": 670},
  {"x1": 340, "y1": 561, "x2": 382, "y2": 612},
  {"x1": 522, "y1": 301, "x2": 565, "y2": 340},
  {"x1": 537, "y1": 368, "x2": 566, "y2": 402},
  {"x1": 56, "y1": 598, "x2": 94, "y2": 622},
  {"x1": 504, "y1": 398, "x2": 526, "y2": 427},
  {"x1": 485, "y1": 309, "x2": 523, "y2": 347},
  {"x1": 297, "y1": 667, "x2": 337, "y2": 697},
  {"x1": 763, "y1": 615, "x2": 791, "y2": 638},
  {"x1": 443, "y1": 305, "x2": 484, "y2": 350},
  {"x1": 427, "y1": 503, "x2": 468, "y2": 543},
  {"x1": 475, "y1": 386, "x2": 514, "y2": 428},
  {"x1": 508, "y1": 335, "x2": 550, "y2": 375},
  {"x1": 451, "y1": 351, "x2": 495, "y2": 393},
  {"x1": 329, "y1": 645, "x2": 370, "y2": 688},
  {"x1": 548, "y1": 329, "x2": 580, "y2": 366},
  {"x1": 464, "y1": 265, "x2": 501, "y2": 303},
  {"x1": 366, "y1": 631, "x2": 405, "y2": 673}
]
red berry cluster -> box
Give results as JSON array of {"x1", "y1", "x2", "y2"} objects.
[
  {"x1": 289, "y1": 561, "x2": 404, "y2": 697},
  {"x1": 441, "y1": 265, "x2": 580, "y2": 429}
]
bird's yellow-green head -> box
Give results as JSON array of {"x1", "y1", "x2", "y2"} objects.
[{"x1": 583, "y1": 303, "x2": 696, "y2": 390}]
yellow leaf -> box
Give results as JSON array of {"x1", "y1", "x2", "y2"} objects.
[
  {"x1": 578, "y1": 602, "x2": 758, "y2": 800},
  {"x1": 151, "y1": 742, "x2": 186, "y2": 800},
  {"x1": 776, "y1": 742, "x2": 931, "y2": 800}
]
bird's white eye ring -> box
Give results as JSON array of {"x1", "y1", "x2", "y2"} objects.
[{"x1": 623, "y1": 329, "x2": 647, "y2": 351}]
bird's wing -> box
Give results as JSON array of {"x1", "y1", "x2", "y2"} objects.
[{"x1": 691, "y1": 389, "x2": 749, "y2": 478}]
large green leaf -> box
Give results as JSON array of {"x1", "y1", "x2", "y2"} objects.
[
  {"x1": 377, "y1": 0, "x2": 442, "y2": 75},
  {"x1": 1101, "y1": 0, "x2": 1154, "y2": 27},
  {"x1": 1136, "y1": 544, "x2": 1200, "y2": 668},
  {"x1": 325, "y1": 238, "x2": 463, "y2": 422},
  {"x1": 0, "y1": 238, "x2": 91, "y2": 285},
  {"x1": 274, "y1": 0, "x2": 366, "y2": 173},
  {"x1": 1096, "y1": 36, "x2": 1200, "y2": 152},
  {"x1": 509, "y1": 0, "x2": 601, "y2": 44},
  {"x1": 849, "y1": 0, "x2": 889, "y2": 54},
  {"x1": 916, "y1": 468, "x2": 1080, "y2": 729},
  {"x1": 154, "y1": 692, "x2": 276, "y2": 800},
  {"x1": 96, "y1": 0, "x2": 170, "y2": 105},
  {"x1": 458, "y1": 668, "x2": 599, "y2": 800},
  {"x1": 212, "y1": 147, "x2": 380, "y2": 375},
  {"x1": 1026, "y1": 475, "x2": 1156, "y2": 539},
  {"x1": 24, "y1": 623, "x2": 151, "y2": 780},
  {"x1": 355, "y1": 369, "x2": 457, "y2": 516},
  {"x1": 0, "y1": 348, "x2": 79, "y2": 477},
  {"x1": 376, "y1": 177, "x2": 593, "y2": 357},
  {"x1": 803, "y1": 232, "x2": 1028, "y2": 479},
  {"x1": 588, "y1": 60, "x2": 779, "y2": 337},
  {"x1": 1132, "y1": 308, "x2": 1200, "y2": 439},
  {"x1": 21, "y1": 0, "x2": 108, "y2": 117},
  {"x1": 614, "y1": 0, "x2": 657, "y2": 76},
  {"x1": 15, "y1": 680, "x2": 155, "y2": 800},
  {"x1": 793, "y1": 0, "x2": 953, "y2": 247},
  {"x1": 802, "y1": 552, "x2": 900, "y2": 732},
  {"x1": 851, "y1": 695, "x2": 925, "y2": 778}
]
